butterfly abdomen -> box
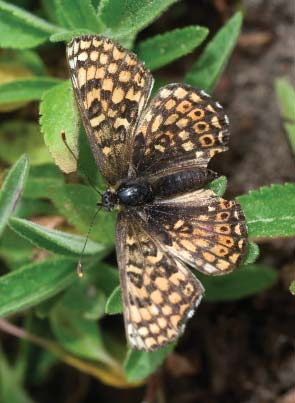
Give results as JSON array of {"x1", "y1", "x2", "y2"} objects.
[{"x1": 152, "y1": 169, "x2": 218, "y2": 198}]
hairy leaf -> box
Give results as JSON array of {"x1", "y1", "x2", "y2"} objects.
[
  {"x1": 0, "y1": 257, "x2": 77, "y2": 318},
  {"x1": 136, "y1": 26, "x2": 208, "y2": 71},
  {"x1": 0, "y1": 0, "x2": 59, "y2": 49},
  {"x1": 40, "y1": 80, "x2": 79, "y2": 174},
  {"x1": 0, "y1": 155, "x2": 29, "y2": 237},
  {"x1": 238, "y1": 183, "x2": 295, "y2": 238},
  {"x1": 185, "y1": 12, "x2": 242, "y2": 92}
]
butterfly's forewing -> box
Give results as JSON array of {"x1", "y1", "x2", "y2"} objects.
[
  {"x1": 132, "y1": 83, "x2": 229, "y2": 178},
  {"x1": 143, "y1": 189, "x2": 248, "y2": 275},
  {"x1": 116, "y1": 212, "x2": 204, "y2": 351},
  {"x1": 67, "y1": 35, "x2": 153, "y2": 185}
]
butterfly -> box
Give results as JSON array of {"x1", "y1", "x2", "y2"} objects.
[{"x1": 66, "y1": 35, "x2": 248, "y2": 352}]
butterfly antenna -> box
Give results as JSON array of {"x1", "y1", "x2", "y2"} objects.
[
  {"x1": 61, "y1": 130, "x2": 102, "y2": 196},
  {"x1": 77, "y1": 205, "x2": 102, "y2": 278}
]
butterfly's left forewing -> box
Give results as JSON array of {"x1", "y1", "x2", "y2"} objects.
[
  {"x1": 67, "y1": 35, "x2": 153, "y2": 185},
  {"x1": 116, "y1": 212, "x2": 204, "y2": 351}
]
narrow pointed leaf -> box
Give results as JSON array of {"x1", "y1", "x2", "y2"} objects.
[
  {"x1": 136, "y1": 26, "x2": 209, "y2": 70},
  {"x1": 0, "y1": 155, "x2": 29, "y2": 236},
  {"x1": 9, "y1": 217, "x2": 105, "y2": 256},
  {"x1": 105, "y1": 285, "x2": 121, "y2": 315},
  {"x1": 0, "y1": 0, "x2": 60, "y2": 49},
  {"x1": 0, "y1": 257, "x2": 77, "y2": 318},
  {"x1": 185, "y1": 12, "x2": 242, "y2": 92}
]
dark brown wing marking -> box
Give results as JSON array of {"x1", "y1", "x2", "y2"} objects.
[
  {"x1": 67, "y1": 35, "x2": 153, "y2": 185},
  {"x1": 132, "y1": 83, "x2": 229, "y2": 178},
  {"x1": 116, "y1": 212, "x2": 204, "y2": 351}
]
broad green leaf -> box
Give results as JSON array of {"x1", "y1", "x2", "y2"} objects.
[
  {"x1": 0, "y1": 121, "x2": 51, "y2": 165},
  {"x1": 243, "y1": 242, "x2": 259, "y2": 265},
  {"x1": 237, "y1": 183, "x2": 295, "y2": 238},
  {"x1": 0, "y1": 0, "x2": 60, "y2": 49},
  {"x1": 14, "y1": 198, "x2": 57, "y2": 219},
  {"x1": 290, "y1": 281, "x2": 295, "y2": 296},
  {"x1": 40, "y1": 80, "x2": 79, "y2": 174},
  {"x1": 105, "y1": 285, "x2": 121, "y2": 315},
  {"x1": 0, "y1": 257, "x2": 77, "y2": 317},
  {"x1": 0, "y1": 347, "x2": 35, "y2": 403},
  {"x1": 275, "y1": 78, "x2": 295, "y2": 154},
  {"x1": 0, "y1": 155, "x2": 29, "y2": 236},
  {"x1": 50, "y1": 304, "x2": 116, "y2": 366},
  {"x1": 124, "y1": 343, "x2": 175, "y2": 382},
  {"x1": 50, "y1": 29, "x2": 95, "y2": 43},
  {"x1": 199, "y1": 264, "x2": 278, "y2": 301},
  {"x1": 0, "y1": 78, "x2": 61, "y2": 105},
  {"x1": 136, "y1": 26, "x2": 209, "y2": 71},
  {"x1": 9, "y1": 217, "x2": 105, "y2": 256},
  {"x1": 99, "y1": 0, "x2": 178, "y2": 38},
  {"x1": 185, "y1": 12, "x2": 242, "y2": 92},
  {"x1": 50, "y1": 184, "x2": 116, "y2": 245},
  {"x1": 206, "y1": 175, "x2": 227, "y2": 197},
  {"x1": 55, "y1": 0, "x2": 104, "y2": 32}
]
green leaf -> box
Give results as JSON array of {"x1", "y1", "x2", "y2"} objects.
[
  {"x1": 0, "y1": 121, "x2": 52, "y2": 165},
  {"x1": 105, "y1": 285, "x2": 121, "y2": 315},
  {"x1": 243, "y1": 242, "x2": 259, "y2": 265},
  {"x1": 9, "y1": 217, "x2": 105, "y2": 257},
  {"x1": 40, "y1": 80, "x2": 79, "y2": 174},
  {"x1": 0, "y1": 228, "x2": 33, "y2": 271},
  {"x1": 199, "y1": 264, "x2": 278, "y2": 301},
  {"x1": 0, "y1": 347, "x2": 35, "y2": 403},
  {"x1": 0, "y1": 257, "x2": 77, "y2": 317},
  {"x1": 0, "y1": 0, "x2": 60, "y2": 49},
  {"x1": 99, "y1": 0, "x2": 178, "y2": 38},
  {"x1": 0, "y1": 49, "x2": 47, "y2": 76},
  {"x1": 0, "y1": 78, "x2": 61, "y2": 105},
  {"x1": 290, "y1": 281, "x2": 295, "y2": 296},
  {"x1": 0, "y1": 155, "x2": 29, "y2": 237},
  {"x1": 50, "y1": 304, "x2": 115, "y2": 365},
  {"x1": 237, "y1": 183, "x2": 295, "y2": 238},
  {"x1": 274, "y1": 78, "x2": 295, "y2": 154},
  {"x1": 55, "y1": 0, "x2": 104, "y2": 32},
  {"x1": 275, "y1": 78, "x2": 295, "y2": 122},
  {"x1": 124, "y1": 343, "x2": 175, "y2": 382},
  {"x1": 23, "y1": 163, "x2": 64, "y2": 200},
  {"x1": 50, "y1": 184, "x2": 116, "y2": 245},
  {"x1": 185, "y1": 12, "x2": 242, "y2": 92},
  {"x1": 206, "y1": 175, "x2": 227, "y2": 197},
  {"x1": 50, "y1": 28, "x2": 95, "y2": 43},
  {"x1": 136, "y1": 26, "x2": 208, "y2": 71}
]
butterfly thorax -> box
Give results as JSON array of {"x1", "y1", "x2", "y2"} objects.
[{"x1": 101, "y1": 181, "x2": 154, "y2": 211}]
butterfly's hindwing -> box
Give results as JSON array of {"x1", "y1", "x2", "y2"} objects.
[
  {"x1": 67, "y1": 35, "x2": 153, "y2": 185},
  {"x1": 132, "y1": 83, "x2": 229, "y2": 178},
  {"x1": 143, "y1": 189, "x2": 248, "y2": 275},
  {"x1": 116, "y1": 212, "x2": 204, "y2": 351}
]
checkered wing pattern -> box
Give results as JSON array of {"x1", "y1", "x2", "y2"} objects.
[
  {"x1": 143, "y1": 189, "x2": 248, "y2": 275},
  {"x1": 132, "y1": 83, "x2": 229, "y2": 178},
  {"x1": 116, "y1": 212, "x2": 204, "y2": 351},
  {"x1": 67, "y1": 35, "x2": 153, "y2": 185}
]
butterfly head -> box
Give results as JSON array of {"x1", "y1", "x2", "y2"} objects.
[{"x1": 101, "y1": 189, "x2": 118, "y2": 211}]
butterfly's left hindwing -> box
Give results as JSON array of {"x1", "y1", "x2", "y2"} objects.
[{"x1": 116, "y1": 212, "x2": 204, "y2": 351}]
